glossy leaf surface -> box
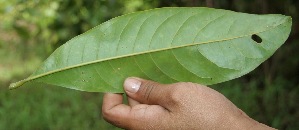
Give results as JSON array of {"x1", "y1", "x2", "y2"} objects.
[{"x1": 9, "y1": 7, "x2": 292, "y2": 92}]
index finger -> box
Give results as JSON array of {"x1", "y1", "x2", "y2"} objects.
[{"x1": 102, "y1": 93, "x2": 131, "y2": 128}]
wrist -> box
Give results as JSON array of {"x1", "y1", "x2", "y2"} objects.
[{"x1": 229, "y1": 113, "x2": 276, "y2": 130}]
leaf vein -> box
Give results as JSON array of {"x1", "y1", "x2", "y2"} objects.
[
  {"x1": 132, "y1": 14, "x2": 154, "y2": 52},
  {"x1": 93, "y1": 65, "x2": 114, "y2": 89},
  {"x1": 148, "y1": 11, "x2": 181, "y2": 49}
]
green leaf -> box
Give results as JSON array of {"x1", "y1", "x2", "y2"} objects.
[{"x1": 9, "y1": 7, "x2": 292, "y2": 92}]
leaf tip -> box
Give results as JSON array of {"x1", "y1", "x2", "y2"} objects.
[{"x1": 9, "y1": 80, "x2": 27, "y2": 90}]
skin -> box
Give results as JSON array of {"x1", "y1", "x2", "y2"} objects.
[{"x1": 102, "y1": 77, "x2": 276, "y2": 130}]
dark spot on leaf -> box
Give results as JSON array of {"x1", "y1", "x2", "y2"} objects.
[{"x1": 251, "y1": 34, "x2": 262, "y2": 43}]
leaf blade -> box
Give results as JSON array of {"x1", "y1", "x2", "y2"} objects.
[{"x1": 9, "y1": 7, "x2": 292, "y2": 92}]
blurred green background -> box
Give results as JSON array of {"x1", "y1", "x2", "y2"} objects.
[{"x1": 0, "y1": 0, "x2": 298, "y2": 129}]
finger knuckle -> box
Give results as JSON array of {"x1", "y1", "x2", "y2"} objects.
[
  {"x1": 102, "y1": 109, "x2": 126, "y2": 128},
  {"x1": 101, "y1": 109, "x2": 111, "y2": 120},
  {"x1": 168, "y1": 82, "x2": 198, "y2": 102},
  {"x1": 141, "y1": 81, "x2": 159, "y2": 102},
  {"x1": 167, "y1": 83, "x2": 185, "y2": 103}
]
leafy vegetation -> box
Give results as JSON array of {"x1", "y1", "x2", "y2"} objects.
[{"x1": 1, "y1": 0, "x2": 298, "y2": 129}]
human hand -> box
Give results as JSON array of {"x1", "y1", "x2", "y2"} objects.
[{"x1": 102, "y1": 77, "x2": 275, "y2": 130}]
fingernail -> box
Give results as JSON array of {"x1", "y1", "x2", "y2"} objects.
[{"x1": 124, "y1": 78, "x2": 141, "y2": 93}]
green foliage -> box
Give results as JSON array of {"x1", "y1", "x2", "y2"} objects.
[
  {"x1": 1, "y1": 0, "x2": 299, "y2": 129},
  {"x1": 9, "y1": 8, "x2": 292, "y2": 92}
]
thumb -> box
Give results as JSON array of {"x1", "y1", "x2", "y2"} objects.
[{"x1": 124, "y1": 77, "x2": 175, "y2": 109}]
